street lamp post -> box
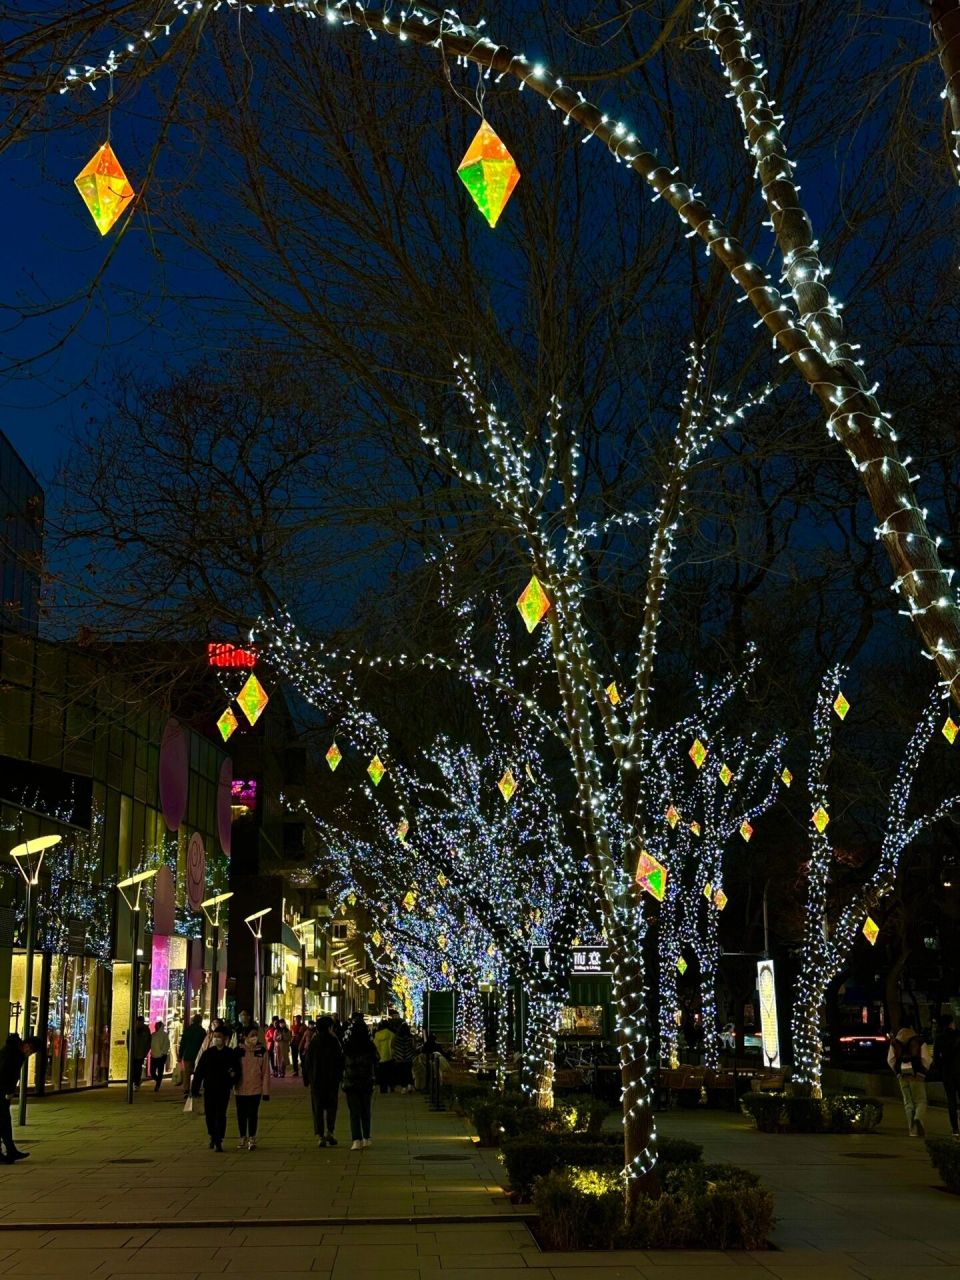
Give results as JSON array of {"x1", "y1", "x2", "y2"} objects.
[
  {"x1": 200, "y1": 892, "x2": 234, "y2": 1025},
  {"x1": 10, "y1": 834, "x2": 61, "y2": 1125},
  {"x1": 243, "y1": 908, "x2": 272, "y2": 1028},
  {"x1": 291, "y1": 919, "x2": 318, "y2": 1021},
  {"x1": 116, "y1": 868, "x2": 159, "y2": 1106}
]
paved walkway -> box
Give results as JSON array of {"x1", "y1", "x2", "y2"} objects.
[{"x1": 0, "y1": 1080, "x2": 958, "y2": 1277}]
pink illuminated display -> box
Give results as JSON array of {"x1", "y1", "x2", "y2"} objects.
[
  {"x1": 150, "y1": 934, "x2": 170, "y2": 1033},
  {"x1": 231, "y1": 779, "x2": 258, "y2": 807}
]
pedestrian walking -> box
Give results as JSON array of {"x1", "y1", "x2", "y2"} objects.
[
  {"x1": 888, "y1": 1026, "x2": 933, "y2": 1136},
  {"x1": 935, "y1": 1013, "x2": 960, "y2": 1137},
  {"x1": 276, "y1": 1020, "x2": 292, "y2": 1077},
  {"x1": 0, "y1": 1034, "x2": 37, "y2": 1164},
  {"x1": 373, "y1": 1018, "x2": 396, "y2": 1094},
  {"x1": 150, "y1": 1021, "x2": 170, "y2": 1091},
  {"x1": 231, "y1": 1010, "x2": 264, "y2": 1050},
  {"x1": 391, "y1": 1022, "x2": 416, "y2": 1093},
  {"x1": 266, "y1": 1018, "x2": 280, "y2": 1075},
  {"x1": 178, "y1": 1013, "x2": 206, "y2": 1098},
  {"x1": 234, "y1": 1029, "x2": 270, "y2": 1150},
  {"x1": 305, "y1": 1016, "x2": 344, "y2": 1147},
  {"x1": 190, "y1": 1027, "x2": 238, "y2": 1152},
  {"x1": 291, "y1": 1015, "x2": 305, "y2": 1076},
  {"x1": 342, "y1": 1019, "x2": 379, "y2": 1150},
  {"x1": 129, "y1": 1016, "x2": 151, "y2": 1090}
]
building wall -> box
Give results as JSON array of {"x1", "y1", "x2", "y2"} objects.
[{"x1": 0, "y1": 431, "x2": 42, "y2": 636}]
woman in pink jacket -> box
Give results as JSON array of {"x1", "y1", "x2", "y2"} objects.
[{"x1": 235, "y1": 1030, "x2": 270, "y2": 1150}]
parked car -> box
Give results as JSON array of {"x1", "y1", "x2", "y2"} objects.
[{"x1": 832, "y1": 1032, "x2": 889, "y2": 1068}]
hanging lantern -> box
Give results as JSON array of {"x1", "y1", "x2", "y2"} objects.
[
  {"x1": 74, "y1": 141, "x2": 135, "y2": 235},
  {"x1": 457, "y1": 120, "x2": 520, "y2": 228}
]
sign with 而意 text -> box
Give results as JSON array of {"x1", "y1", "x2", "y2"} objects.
[{"x1": 571, "y1": 944, "x2": 611, "y2": 976}]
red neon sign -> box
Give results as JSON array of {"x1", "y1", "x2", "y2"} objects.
[{"x1": 207, "y1": 643, "x2": 258, "y2": 669}]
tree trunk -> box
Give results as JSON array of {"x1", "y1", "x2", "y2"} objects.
[
  {"x1": 610, "y1": 918, "x2": 658, "y2": 1214},
  {"x1": 523, "y1": 988, "x2": 562, "y2": 1109},
  {"x1": 931, "y1": 0, "x2": 960, "y2": 183},
  {"x1": 790, "y1": 974, "x2": 828, "y2": 1097}
]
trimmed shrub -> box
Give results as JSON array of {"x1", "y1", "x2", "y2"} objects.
[
  {"x1": 926, "y1": 1137, "x2": 960, "y2": 1193},
  {"x1": 468, "y1": 1094, "x2": 612, "y2": 1146},
  {"x1": 533, "y1": 1162, "x2": 775, "y2": 1251},
  {"x1": 501, "y1": 1131, "x2": 703, "y2": 1199},
  {"x1": 740, "y1": 1092, "x2": 882, "y2": 1133}
]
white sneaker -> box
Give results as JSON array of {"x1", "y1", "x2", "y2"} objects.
[
  {"x1": 362, "y1": 1138, "x2": 371, "y2": 1148},
  {"x1": 237, "y1": 1139, "x2": 248, "y2": 1151},
  {"x1": 351, "y1": 1140, "x2": 363, "y2": 1151}
]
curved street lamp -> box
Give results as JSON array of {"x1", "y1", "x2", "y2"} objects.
[{"x1": 9, "y1": 834, "x2": 61, "y2": 1124}]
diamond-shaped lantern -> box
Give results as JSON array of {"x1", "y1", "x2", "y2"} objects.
[
  {"x1": 74, "y1": 141, "x2": 135, "y2": 235},
  {"x1": 368, "y1": 755, "x2": 386, "y2": 786},
  {"x1": 402, "y1": 890, "x2": 416, "y2": 911},
  {"x1": 372, "y1": 930, "x2": 383, "y2": 949},
  {"x1": 237, "y1": 674, "x2": 269, "y2": 726},
  {"x1": 690, "y1": 821, "x2": 701, "y2": 837},
  {"x1": 689, "y1": 738, "x2": 708, "y2": 769},
  {"x1": 740, "y1": 820, "x2": 753, "y2": 843},
  {"x1": 457, "y1": 120, "x2": 520, "y2": 228},
  {"x1": 635, "y1": 849, "x2": 667, "y2": 901},
  {"x1": 606, "y1": 682, "x2": 620, "y2": 705},
  {"x1": 676, "y1": 956, "x2": 688, "y2": 975},
  {"x1": 863, "y1": 916, "x2": 879, "y2": 946},
  {"x1": 703, "y1": 881, "x2": 713, "y2": 900},
  {"x1": 944, "y1": 718, "x2": 959, "y2": 746},
  {"x1": 437, "y1": 933, "x2": 447, "y2": 950},
  {"x1": 812, "y1": 805, "x2": 830, "y2": 834},
  {"x1": 498, "y1": 769, "x2": 517, "y2": 801},
  {"x1": 781, "y1": 767, "x2": 793, "y2": 787},
  {"x1": 713, "y1": 888, "x2": 728, "y2": 911},
  {"x1": 487, "y1": 943, "x2": 497, "y2": 958},
  {"x1": 834, "y1": 691, "x2": 850, "y2": 720},
  {"x1": 666, "y1": 804, "x2": 680, "y2": 829},
  {"x1": 396, "y1": 820, "x2": 409, "y2": 843},
  {"x1": 326, "y1": 742, "x2": 342, "y2": 771},
  {"x1": 719, "y1": 764, "x2": 733, "y2": 787},
  {"x1": 437, "y1": 871, "x2": 447, "y2": 889},
  {"x1": 441, "y1": 959, "x2": 449, "y2": 975},
  {"x1": 347, "y1": 892, "x2": 357, "y2": 907},
  {"x1": 517, "y1": 576, "x2": 551, "y2": 632},
  {"x1": 216, "y1": 706, "x2": 239, "y2": 742}
]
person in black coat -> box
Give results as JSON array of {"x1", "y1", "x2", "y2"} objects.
[
  {"x1": 0, "y1": 1034, "x2": 37, "y2": 1164},
  {"x1": 342, "y1": 1020, "x2": 379, "y2": 1150},
  {"x1": 304, "y1": 1016, "x2": 344, "y2": 1147},
  {"x1": 935, "y1": 1013, "x2": 960, "y2": 1137},
  {"x1": 190, "y1": 1028, "x2": 238, "y2": 1152}
]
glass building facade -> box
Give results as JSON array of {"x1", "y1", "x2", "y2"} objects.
[{"x1": 0, "y1": 431, "x2": 42, "y2": 635}]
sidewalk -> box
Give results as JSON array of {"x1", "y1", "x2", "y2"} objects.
[{"x1": 0, "y1": 1081, "x2": 959, "y2": 1277}]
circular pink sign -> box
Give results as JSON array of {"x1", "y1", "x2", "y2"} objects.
[
  {"x1": 158, "y1": 718, "x2": 188, "y2": 832},
  {"x1": 153, "y1": 865, "x2": 175, "y2": 935},
  {"x1": 186, "y1": 832, "x2": 206, "y2": 913},
  {"x1": 217, "y1": 757, "x2": 233, "y2": 857}
]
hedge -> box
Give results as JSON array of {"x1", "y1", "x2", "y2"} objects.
[
  {"x1": 500, "y1": 1131, "x2": 702, "y2": 1200},
  {"x1": 740, "y1": 1092, "x2": 883, "y2": 1134},
  {"x1": 533, "y1": 1161, "x2": 775, "y2": 1251},
  {"x1": 926, "y1": 1137, "x2": 960, "y2": 1193}
]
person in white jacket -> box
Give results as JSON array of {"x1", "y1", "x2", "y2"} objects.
[
  {"x1": 234, "y1": 1029, "x2": 271, "y2": 1150},
  {"x1": 150, "y1": 1021, "x2": 171, "y2": 1091},
  {"x1": 888, "y1": 1027, "x2": 933, "y2": 1136}
]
